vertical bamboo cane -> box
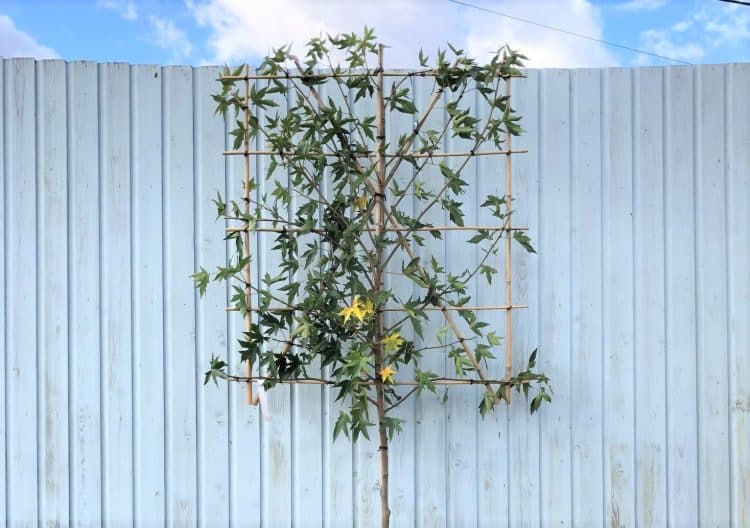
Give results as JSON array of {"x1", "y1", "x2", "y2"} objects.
[
  {"x1": 373, "y1": 44, "x2": 391, "y2": 528},
  {"x1": 243, "y1": 64, "x2": 259, "y2": 406},
  {"x1": 504, "y1": 77, "x2": 513, "y2": 404}
]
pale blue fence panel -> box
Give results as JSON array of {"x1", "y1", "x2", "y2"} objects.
[
  {"x1": 291, "y1": 91, "x2": 326, "y2": 525},
  {"x1": 5, "y1": 58, "x2": 39, "y2": 527},
  {"x1": 663, "y1": 64, "x2": 700, "y2": 527},
  {"x1": 100, "y1": 61, "x2": 135, "y2": 525},
  {"x1": 633, "y1": 66, "x2": 668, "y2": 526},
  {"x1": 569, "y1": 67, "x2": 605, "y2": 524},
  {"x1": 195, "y1": 65, "x2": 232, "y2": 528},
  {"x1": 37, "y1": 59, "x2": 70, "y2": 525},
  {"x1": 697, "y1": 63, "x2": 733, "y2": 526},
  {"x1": 1, "y1": 58, "x2": 749, "y2": 527},
  {"x1": 728, "y1": 63, "x2": 750, "y2": 528},
  {"x1": 506, "y1": 69, "x2": 540, "y2": 527},
  {"x1": 132, "y1": 62, "x2": 167, "y2": 525},
  {"x1": 258, "y1": 70, "x2": 294, "y2": 528},
  {"x1": 0, "y1": 58, "x2": 5, "y2": 527},
  {"x1": 412, "y1": 74, "x2": 449, "y2": 528},
  {"x1": 163, "y1": 65, "x2": 200, "y2": 526},
  {"x1": 444, "y1": 82, "x2": 479, "y2": 528},
  {"x1": 602, "y1": 66, "x2": 638, "y2": 528},
  {"x1": 67, "y1": 60, "x2": 103, "y2": 526},
  {"x1": 225, "y1": 85, "x2": 261, "y2": 528},
  {"x1": 381, "y1": 74, "x2": 416, "y2": 528},
  {"x1": 538, "y1": 68, "x2": 574, "y2": 527}
]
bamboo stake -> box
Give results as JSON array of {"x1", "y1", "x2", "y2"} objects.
[
  {"x1": 223, "y1": 375, "x2": 534, "y2": 387},
  {"x1": 225, "y1": 225, "x2": 529, "y2": 234},
  {"x1": 242, "y1": 65, "x2": 259, "y2": 406},
  {"x1": 504, "y1": 78, "x2": 513, "y2": 404},
  {"x1": 221, "y1": 148, "x2": 528, "y2": 158},
  {"x1": 225, "y1": 304, "x2": 528, "y2": 313},
  {"x1": 373, "y1": 44, "x2": 391, "y2": 528},
  {"x1": 218, "y1": 71, "x2": 525, "y2": 81}
]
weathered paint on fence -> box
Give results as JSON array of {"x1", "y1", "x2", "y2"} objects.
[{"x1": 1, "y1": 58, "x2": 749, "y2": 527}]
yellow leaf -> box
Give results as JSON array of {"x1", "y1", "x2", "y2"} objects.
[
  {"x1": 361, "y1": 298, "x2": 374, "y2": 319},
  {"x1": 382, "y1": 331, "x2": 404, "y2": 352},
  {"x1": 355, "y1": 195, "x2": 368, "y2": 212},
  {"x1": 339, "y1": 305, "x2": 358, "y2": 324},
  {"x1": 379, "y1": 365, "x2": 396, "y2": 384},
  {"x1": 340, "y1": 295, "x2": 372, "y2": 323}
]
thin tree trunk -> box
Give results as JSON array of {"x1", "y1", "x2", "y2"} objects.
[{"x1": 373, "y1": 43, "x2": 390, "y2": 528}]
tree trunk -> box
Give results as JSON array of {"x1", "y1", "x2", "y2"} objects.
[{"x1": 373, "y1": 43, "x2": 390, "y2": 528}]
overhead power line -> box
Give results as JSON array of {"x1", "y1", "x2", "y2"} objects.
[
  {"x1": 718, "y1": 0, "x2": 750, "y2": 6},
  {"x1": 446, "y1": 0, "x2": 693, "y2": 66}
]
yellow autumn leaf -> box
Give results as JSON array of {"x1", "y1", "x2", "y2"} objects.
[
  {"x1": 382, "y1": 331, "x2": 404, "y2": 352},
  {"x1": 355, "y1": 195, "x2": 368, "y2": 212},
  {"x1": 339, "y1": 295, "x2": 373, "y2": 323},
  {"x1": 361, "y1": 298, "x2": 374, "y2": 318},
  {"x1": 338, "y1": 304, "x2": 358, "y2": 324},
  {"x1": 379, "y1": 365, "x2": 396, "y2": 384}
]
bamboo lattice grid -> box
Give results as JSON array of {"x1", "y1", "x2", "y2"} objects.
[{"x1": 219, "y1": 52, "x2": 526, "y2": 407}]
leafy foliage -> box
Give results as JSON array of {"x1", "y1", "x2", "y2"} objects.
[{"x1": 195, "y1": 28, "x2": 551, "y2": 443}]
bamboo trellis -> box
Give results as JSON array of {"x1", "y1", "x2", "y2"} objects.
[{"x1": 219, "y1": 51, "x2": 526, "y2": 407}]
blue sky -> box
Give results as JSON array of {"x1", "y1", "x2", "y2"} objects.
[{"x1": 1, "y1": 0, "x2": 749, "y2": 68}]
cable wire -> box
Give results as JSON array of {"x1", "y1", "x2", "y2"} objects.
[{"x1": 447, "y1": 0, "x2": 693, "y2": 65}]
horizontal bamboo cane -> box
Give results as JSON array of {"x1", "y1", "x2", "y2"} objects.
[
  {"x1": 225, "y1": 225, "x2": 528, "y2": 234},
  {"x1": 225, "y1": 304, "x2": 527, "y2": 312},
  {"x1": 222, "y1": 148, "x2": 528, "y2": 158},
  {"x1": 228, "y1": 222, "x2": 527, "y2": 229},
  {"x1": 224, "y1": 374, "x2": 532, "y2": 386},
  {"x1": 218, "y1": 71, "x2": 526, "y2": 81}
]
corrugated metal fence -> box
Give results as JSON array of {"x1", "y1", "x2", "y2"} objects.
[{"x1": 1, "y1": 59, "x2": 748, "y2": 526}]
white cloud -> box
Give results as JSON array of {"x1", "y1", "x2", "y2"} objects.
[
  {"x1": 187, "y1": 0, "x2": 619, "y2": 68},
  {"x1": 698, "y1": 7, "x2": 750, "y2": 45},
  {"x1": 0, "y1": 14, "x2": 57, "y2": 58},
  {"x1": 149, "y1": 15, "x2": 193, "y2": 63},
  {"x1": 671, "y1": 21, "x2": 692, "y2": 33},
  {"x1": 639, "y1": 29, "x2": 704, "y2": 62},
  {"x1": 615, "y1": 0, "x2": 665, "y2": 11},
  {"x1": 636, "y1": 2, "x2": 750, "y2": 65},
  {"x1": 97, "y1": 0, "x2": 138, "y2": 21}
]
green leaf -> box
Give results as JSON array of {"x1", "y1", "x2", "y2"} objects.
[
  {"x1": 384, "y1": 416, "x2": 405, "y2": 441},
  {"x1": 333, "y1": 411, "x2": 351, "y2": 440},
  {"x1": 467, "y1": 231, "x2": 489, "y2": 244},
  {"x1": 530, "y1": 393, "x2": 542, "y2": 414},
  {"x1": 439, "y1": 161, "x2": 454, "y2": 180},
  {"x1": 480, "y1": 264, "x2": 497, "y2": 284},
  {"x1": 204, "y1": 355, "x2": 228, "y2": 386},
  {"x1": 469, "y1": 320, "x2": 489, "y2": 336},
  {"x1": 415, "y1": 370, "x2": 437, "y2": 394},
  {"x1": 529, "y1": 387, "x2": 551, "y2": 414},
  {"x1": 441, "y1": 198, "x2": 464, "y2": 226},
  {"x1": 409, "y1": 313, "x2": 424, "y2": 339},
  {"x1": 429, "y1": 255, "x2": 444, "y2": 274},
  {"x1": 475, "y1": 343, "x2": 495, "y2": 363},
  {"x1": 212, "y1": 191, "x2": 226, "y2": 219},
  {"x1": 435, "y1": 325, "x2": 449, "y2": 345},
  {"x1": 392, "y1": 98, "x2": 418, "y2": 114},
  {"x1": 479, "y1": 391, "x2": 494, "y2": 418},
  {"x1": 528, "y1": 348, "x2": 538, "y2": 369},
  {"x1": 191, "y1": 267, "x2": 210, "y2": 297},
  {"x1": 513, "y1": 231, "x2": 537, "y2": 253}
]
